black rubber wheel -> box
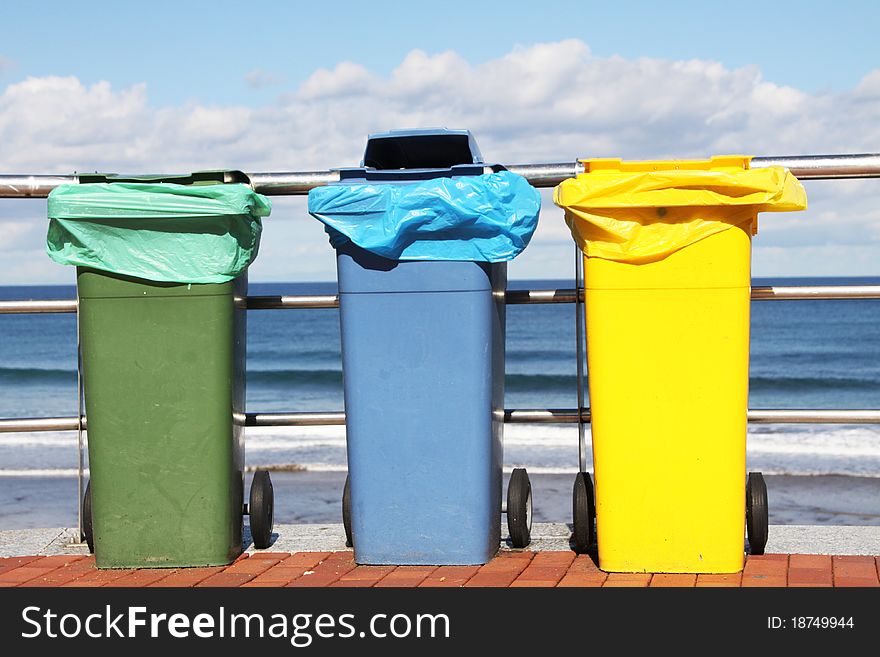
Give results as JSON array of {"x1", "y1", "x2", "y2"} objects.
[
  {"x1": 249, "y1": 470, "x2": 274, "y2": 550},
  {"x1": 507, "y1": 468, "x2": 532, "y2": 548},
  {"x1": 82, "y1": 481, "x2": 94, "y2": 554},
  {"x1": 572, "y1": 471, "x2": 595, "y2": 554},
  {"x1": 342, "y1": 474, "x2": 353, "y2": 548},
  {"x1": 746, "y1": 471, "x2": 769, "y2": 555}
]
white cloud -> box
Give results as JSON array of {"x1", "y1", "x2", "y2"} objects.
[
  {"x1": 298, "y1": 61, "x2": 376, "y2": 100},
  {"x1": 244, "y1": 68, "x2": 284, "y2": 90},
  {"x1": 0, "y1": 40, "x2": 878, "y2": 284}
]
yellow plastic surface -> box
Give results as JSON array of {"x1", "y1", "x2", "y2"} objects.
[
  {"x1": 586, "y1": 226, "x2": 751, "y2": 573},
  {"x1": 554, "y1": 156, "x2": 808, "y2": 573},
  {"x1": 554, "y1": 155, "x2": 806, "y2": 264}
]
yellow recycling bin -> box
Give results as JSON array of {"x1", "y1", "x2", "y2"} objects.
[{"x1": 554, "y1": 156, "x2": 807, "y2": 573}]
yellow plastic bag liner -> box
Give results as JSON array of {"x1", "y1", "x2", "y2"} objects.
[{"x1": 554, "y1": 155, "x2": 807, "y2": 264}]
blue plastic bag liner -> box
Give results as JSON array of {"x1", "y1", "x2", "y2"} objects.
[
  {"x1": 47, "y1": 182, "x2": 271, "y2": 284},
  {"x1": 307, "y1": 171, "x2": 541, "y2": 262}
]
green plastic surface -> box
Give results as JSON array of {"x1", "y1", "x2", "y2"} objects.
[{"x1": 78, "y1": 268, "x2": 247, "y2": 568}]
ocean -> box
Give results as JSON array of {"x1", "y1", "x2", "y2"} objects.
[{"x1": 0, "y1": 277, "x2": 878, "y2": 529}]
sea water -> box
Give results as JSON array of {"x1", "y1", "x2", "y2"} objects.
[{"x1": 0, "y1": 277, "x2": 878, "y2": 527}]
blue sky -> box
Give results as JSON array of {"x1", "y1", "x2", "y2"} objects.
[
  {"x1": 1, "y1": 0, "x2": 878, "y2": 283},
  {"x1": 4, "y1": 1, "x2": 876, "y2": 103}
]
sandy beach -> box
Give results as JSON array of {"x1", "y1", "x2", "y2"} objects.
[{"x1": 2, "y1": 471, "x2": 877, "y2": 531}]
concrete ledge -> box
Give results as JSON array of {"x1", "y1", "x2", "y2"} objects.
[
  {"x1": 2, "y1": 524, "x2": 879, "y2": 558},
  {"x1": 765, "y1": 525, "x2": 880, "y2": 556},
  {"x1": 0, "y1": 527, "x2": 71, "y2": 557}
]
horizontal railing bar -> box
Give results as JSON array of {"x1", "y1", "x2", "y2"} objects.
[
  {"x1": 0, "y1": 417, "x2": 84, "y2": 432},
  {"x1": 0, "y1": 299, "x2": 78, "y2": 314},
  {"x1": 750, "y1": 285, "x2": 880, "y2": 300},
  {"x1": 503, "y1": 162, "x2": 582, "y2": 187},
  {"x1": 505, "y1": 286, "x2": 880, "y2": 304},
  {"x1": 247, "y1": 170, "x2": 341, "y2": 195},
  {"x1": 503, "y1": 289, "x2": 578, "y2": 305},
  {"x1": 3, "y1": 285, "x2": 879, "y2": 315},
  {"x1": 0, "y1": 174, "x2": 76, "y2": 198},
  {"x1": 751, "y1": 153, "x2": 880, "y2": 180},
  {"x1": 245, "y1": 412, "x2": 346, "y2": 426},
  {"x1": 746, "y1": 409, "x2": 880, "y2": 424},
  {"x1": 504, "y1": 409, "x2": 582, "y2": 423},
  {"x1": 1, "y1": 153, "x2": 878, "y2": 198},
  {"x1": 506, "y1": 409, "x2": 880, "y2": 424},
  {"x1": 246, "y1": 295, "x2": 340, "y2": 310},
  {"x1": 3, "y1": 408, "x2": 879, "y2": 433}
]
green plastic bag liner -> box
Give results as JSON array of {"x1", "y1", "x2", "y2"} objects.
[{"x1": 47, "y1": 182, "x2": 271, "y2": 283}]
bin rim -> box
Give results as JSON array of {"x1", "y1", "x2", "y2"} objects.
[
  {"x1": 76, "y1": 170, "x2": 253, "y2": 187},
  {"x1": 577, "y1": 155, "x2": 753, "y2": 174}
]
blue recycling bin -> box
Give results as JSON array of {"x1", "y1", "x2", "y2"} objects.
[{"x1": 309, "y1": 129, "x2": 540, "y2": 565}]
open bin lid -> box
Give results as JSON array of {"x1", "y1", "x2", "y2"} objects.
[
  {"x1": 340, "y1": 128, "x2": 486, "y2": 182},
  {"x1": 361, "y1": 128, "x2": 483, "y2": 168}
]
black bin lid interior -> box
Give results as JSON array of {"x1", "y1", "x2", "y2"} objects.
[{"x1": 362, "y1": 131, "x2": 482, "y2": 169}]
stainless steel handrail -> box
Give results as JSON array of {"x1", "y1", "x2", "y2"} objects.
[
  {"x1": 3, "y1": 408, "x2": 880, "y2": 433},
  {"x1": 2, "y1": 285, "x2": 880, "y2": 315},
  {"x1": 2, "y1": 287, "x2": 876, "y2": 428},
  {"x1": 1, "y1": 153, "x2": 878, "y2": 197}
]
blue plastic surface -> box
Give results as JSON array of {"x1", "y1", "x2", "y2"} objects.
[
  {"x1": 335, "y1": 241, "x2": 495, "y2": 293},
  {"x1": 339, "y1": 245, "x2": 506, "y2": 564},
  {"x1": 328, "y1": 128, "x2": 522, "y2": 564},
  {"x1": 307, "y1": 171, "x2": 540, "y2": 262}
]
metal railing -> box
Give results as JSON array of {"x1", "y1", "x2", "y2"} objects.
[
  {"x1": 0, "y1": 152, "x2": 878, "y2": 434},
  {"x1": 1, "y1": 153, "x2": 880, "y2": 197},
  {"x1": 2, "y1": 150, "x2": 879, "y2": 545},
  {"x1": 3, "y1": 283, "x2": 880, "y2": 317},
  {"x1": 1, "y1": 286, "x2": 879, "y2": 433}
]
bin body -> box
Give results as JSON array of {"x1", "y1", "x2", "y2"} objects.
[
  {"x1": 78, "y1": 267, "x2": 246, "y2": 568},
  {"x1": 338, "y1": 243, "x2": 506, "y2": 565},
  {"x1": 585, "y1": 224, "x2": 752, "y2": 573}
]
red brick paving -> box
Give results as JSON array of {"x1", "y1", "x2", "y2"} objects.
[
  {"x1": 788, "y1": 554, "x2": 833, "y2": 587},
  {"x1": 331, "y1": 565, "x2": 397, "y2": 587},
  {"x1": 464, "y1": 552, "x2": 533, "y2": 587},
  {"x1": 147, "y1": 566, "x2": 226, "y2": 588},
  {"x1": 286, "y1": 552, "x2": 357, "y2": 588},
  {"x1": 742, "y1": 554, "x2": 789, "y2": 587},
  {"x1": 832, "y1": 555, "x2": 880, "y2": 587},
  {"x1": 695, "y1": 572, "x2": 743, "y2": 587},
  {"x1": 650, "y1": 574, "x2": 697, "y2": 587},
  {"x1": 603, "y1": 573, "x2": 653, "y2": 587},
  {"x1": 1, "y1": 550, "x2": 877, "y2": 587},
  {"x1": 418, "y1": 565, "x2": 481, "y2": 587},
  {"x1": 374, "y1": 566, "x2": 437, "y2": 588},
  {"x1": 556, "y1": 554, "x2": 607, "y2": 587}
]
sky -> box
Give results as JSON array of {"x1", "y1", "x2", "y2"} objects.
[{"x1": 0, "y1": 0, "x2": 878, "y2": 284}]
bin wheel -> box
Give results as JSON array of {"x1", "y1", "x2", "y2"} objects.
[
  {"x1": 507, "y1": 468, "x2": 532, "y2": 548},
  {"x1": 572, "y1": 471, "x2": 595, "y2": 554},
  {"x1": 342, "y1": 474, "x2": 353, "y2": 548},
  {"x1": 249, "y1": 470, "x2": 274, "y2": 550},
  {"x1": 746, "y1": 472, "x2": 769, "y2": 555},
  {"x1": 82, "y1": 481, "x2": 94, "y2": 554}
]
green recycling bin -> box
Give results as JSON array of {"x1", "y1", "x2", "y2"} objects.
[{"x1": 46, "y1": 171, "x2": 275, "y2": 568}]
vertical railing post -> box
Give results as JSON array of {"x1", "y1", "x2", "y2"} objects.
[{"x1": 575, "y1": 246, "x2": 588, "y2": 473}]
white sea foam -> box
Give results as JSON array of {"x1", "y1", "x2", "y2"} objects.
[
  {"x1": 2, "y1": 423, "x2": 879, "y2": 478},
  {"x1": 0, "y1": 433, "x2": 82, "y2": 447}
]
